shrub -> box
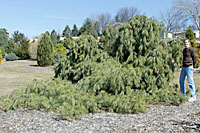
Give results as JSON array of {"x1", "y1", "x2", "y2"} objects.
[
  {"x1": 52, "y1": 52, "x2": 66, "y2": 65},
  {"x1": 37, "y1": 33, "x2": 54, "y2": 66},
  {"x1": 54, "y1": 35, "x2": 110, "y2": 82},
  {"x1": 54, "y1": 43, "x2": 67, "y2": 55},
  {"x1": 5, "y1": 39, "x2": 15, "y2": 54},
  {"x1": 185, "y1": 27, "x2": 194, "y2": 40},
  {"x1": 0, "y1": 15, "x2": 187, "y2": 120},
  {"x1": 0, "y1": 47, "x2": 5, "y2": 58},
  {"x1": 5, "y1": 53, "x2": 18, "y2": 61},
  {"x1": 190, "y1": 40, "x2": 200, "y2": 68},
  {"x1": 0, "y1": 49, "x2": 3, "y2": 63},
  {"x1": 13, "y1": 38, "x2": 30, "y2": 60}
]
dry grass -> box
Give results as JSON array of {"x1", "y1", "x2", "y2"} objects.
[{"x1": 0, "y1": 60, "x2": 54, "y2": 96}]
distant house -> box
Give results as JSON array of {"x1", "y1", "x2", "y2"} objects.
[
  {"x1": 173, "y1": 30, "x2": 200, "y2": 39},
  {"x1": 194, "y1": 30, "x2": 200, "y2": 38},
  {"x1": 161, "y1": 31, "x2": 173, "y2": 39}
]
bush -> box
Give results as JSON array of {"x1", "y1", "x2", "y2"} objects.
[
  {"x1": 5, "y1": 53, "x2": 18, "y2": 61},
  {"x1": 37, "y1": 33, "x2": 54, "y2": 66},
  {"x1": 0, "y1": 15, "x2": 187, "y2": 120},
  {"x1": 54, "y1": 35, "x2": 110, "y2": 82},
  {"x1": 13, "y1": 39, "x2": 30, "y2": 60},
  {"x1": 54, "y1": 43, "x2": 67, "y2": 55},
  {"x1": 52, "y1": 52, "x2": 66, "y2": 65},
  {"x1": 0, "y1": 49, "x2": 3, "y2": 63},
  {"x1": 190, "y1": 40, "x2": 200, "y2": 68},
  {"x1": 0, "y1": 47, "x2": 5, "y2": 58}
]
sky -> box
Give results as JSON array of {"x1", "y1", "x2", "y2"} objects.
[{"x1": 0, "y1": 0, "x2": 173, "y2": 39}]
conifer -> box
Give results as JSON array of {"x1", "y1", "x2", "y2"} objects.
[{"x1": 37, "y1": 33, "x2": 54, "y2": 66}]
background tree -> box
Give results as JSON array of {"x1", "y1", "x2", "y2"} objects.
[
  {"x1": 115, "y1": 7, "x2": 140, "y2": 22},
  {"x1": 173, "y1": 0, "x2": 200, "y2": 31},
  {"x1": 37, "y1": 33, "x2": 54, "y2": 66},
  {"x1": 79, "y1": 18, "x2": 98, "y2": 38},
  {"x1": 62, "y1": 25, "x2": 71, "y2": 37},
  {"x1": 160, "y1": 8, "x2": 188, "y2": 32},
  {"x1": 12, "y1": 31, "x2": 25, "y2": 43},
  {"x1": 11, "y1": 31, "x2": 30, "y2": 59},
  {"x1": 50, "y1": 29, "x2": 59, "y2": 45},
  {"x1": 91, "y1": 13, "x2": 113, "y2": 34},
  {"x1": 94, "y1": 21, "x2": 100, "y2": 36},
  {"x1": 71, "y1": 24, "x2": 79, "y2": 37},
  {"x1": 185, "y1": 27, "x2": 194, "y2": 40},
  {"x1": 13, "y1": 38, "x2": 30, "y2": 59},
  {"x1": 5, "y1": 39, "x2": 15, "y2": 54},
  {"x1": 0, "y1": 28, "x2": 8, "y2": 49}
]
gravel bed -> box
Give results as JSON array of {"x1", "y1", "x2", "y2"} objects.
[{"x1": 0, "y1": 96, "x2": 200, "y2": 132}]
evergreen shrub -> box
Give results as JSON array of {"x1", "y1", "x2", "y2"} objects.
[
  {"x1": 190, "y1": 40, "x2": 200, "y2": 68},
  {"x1": 54, "y1": 43, "x2": 67, "y2": 55},
  {"x1": 5, "y1": 53, "x2": 18, "y2": 61},
  {"x1": 0, "y1": 15, "x2": 186, "y2": 120},
  {"x1": 0, "y1": 47, "x2": 5, "y2": 58},
  {"x1": 37, "y1": 33, "x2": 54, "y2": 66},
  {"x1": 13, "y1": 39, "x2": 30, "y2": 60},
  {"x1": 52, "y1": 52, "x2": 66, "y2": 65}
]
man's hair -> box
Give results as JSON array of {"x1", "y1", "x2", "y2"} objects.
[{"x1": 184, "y1": 38, "x2": 190, "y2": 43}]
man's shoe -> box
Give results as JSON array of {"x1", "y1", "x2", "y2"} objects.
[{"x1": 188, "y1": 97, "x2": 197, "y2": 102}]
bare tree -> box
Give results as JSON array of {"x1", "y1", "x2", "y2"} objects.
[
  {"x1": 90, "y1": 13, "x2": 113, "y2": 34},
  {"x1": 160, "y1": 8, "x2": 188, "y2": 32},
  {"x1": 173, "y1": 0, "x2": 200, "y2": 30},
  {"x1": 115, "y1": 7, "x2": 140, "y2": 22}
]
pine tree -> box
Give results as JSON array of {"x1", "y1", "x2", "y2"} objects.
[
  {"x1": 101, "y1": 15, "x2": 182, "y2": 92},
  {"x1": 50, "y1": 29, "x2": 59, "y2": 45},
  {"x1": 94, "y1": 21, "x2": 100, "y2": 36},
  {"x1": 62, "y1": 25, "x2": 71, "y2": 37},
  {"x1": 79, "y1": 18, "x2": 98, "y2": 38},
  {"x1": 37, "y1": 33, "x2": 54, "y2": 66},
  {"x1": 71, "y1": 24, "x2": 79, "y2": 37},
  {"x1": 185, "y1": 27, "x2": 194, "y2": 40},
  {"x1": 0, "y1": 28, "x2": 8, "y2": 48}
]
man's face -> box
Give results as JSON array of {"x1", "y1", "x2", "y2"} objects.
[{"x1": 184, "y1": 40, "x2": 190, "y2": 48}]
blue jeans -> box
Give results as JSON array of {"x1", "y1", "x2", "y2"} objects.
[{"x1": 179, "y1": 66, "x2": 196, "y2": 97}]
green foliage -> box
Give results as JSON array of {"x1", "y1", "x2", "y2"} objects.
[
  {"x1": 79, "y1": 18, "x2": 98, "y2": 38},
  {"x1": 50, "y1": 29, "x2": 59, "y2": 45},
  {"x1": 0, "y1": 77, "x2": 185, "y2": 120},
  {"x1": 12, "y1": 31, "x2": 25, "y2": 43},
  {"x1": 94, "y1": 21, "x2": 100, "y2": 36},
  {"x1": 1, "y1": 78, "x2": 100, "y2": 120},
  {"x1": 54, "y1": 35, "x2": 110, "y2": 82},
  {"x1": 5, "y1": 39, "x2": 15, "y2": 54},
  {"x1": 0, "y1": 28, "x2": 8, "y2": 48},
  {"x1": 190, "y1": 40, "x2": 200, "y2": 68},
  {"x1": 0, "y1": 15, "x2": 187, "y2": 120},
  {"x1": 54, "y1": 43, "x2": 67, "y2": 55},
  {"x1": 13, "y1": 38, "x2": 30, "y2": 60},
  {"x1": 185, "y1": 27, "x2": 194, "y2": 40},
  {"x1": 5, "y1": 53, "x2": 19, "y2": 61},
  {"x1": 37, "y1": 33, "x2": 54, "y2": 66},
  {"x1": 71, "y1": 24, "x2": 79, "y2": 37},
  {"x1": 0, "y1": 47, "x2": 5, "y2": 58},
  {"x1": 168, "y1": 38, "x2": 184, "y2": 71},
  {"x1": 0, "y1": 48, "x2": 3, "y2": 60},
  {"x1": 62, "y1": 25, "x2": 71, "y2": 37},
  {"x1": 52, "y1": 52, "x2": 66, "y2": 65},
  {"x1": 63, "y1": 36, "x2": 73, "y2": 49},
  {"x1": 102, "y1": 15, "x2": 182, "y2": 89}
]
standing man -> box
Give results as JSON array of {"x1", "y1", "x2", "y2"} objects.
[{"x1": 179, "y1": 39, "x2": 197, "y2": 102}]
